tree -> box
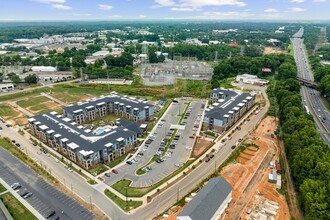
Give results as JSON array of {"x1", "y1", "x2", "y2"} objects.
[
  {"x1": 24, "y1": 74, "x2": 38, "y2": 84},
  {"x1": 8, "y1": 73, "x2": 20, "y2": 84},
  {"x1": 277, "y1": 62, "x2": 297, "y2": 81}
]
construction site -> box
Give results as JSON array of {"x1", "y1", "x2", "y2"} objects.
[
  {"x1": 140, "y1": 56, "x2": 213, "y2": 86},
  {"x1": 222, "y1": 116, "x2": 290, "y2": 220}
]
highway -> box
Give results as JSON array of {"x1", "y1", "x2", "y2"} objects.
[
  {"x1": 0, "y1": 88, "x2": 268, "y2": 220},
  {"x1": 292, "y1": 28, "x2": 330, "y2": 145}
]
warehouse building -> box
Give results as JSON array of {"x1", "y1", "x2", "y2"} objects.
[
  {"x1": 28, "y1": 111, "x2": 138, "y2": 169},
  {"x1": 177, "y1": 177, "x2": 232, "y2": 220},
  {"x1": 31, "y1": 66, "x2": 57, "y2": 72},
  {"x1": 63, "y1": 94, "x2": 155, "y2": 124},
  {"x1": 204, "y1": 88, "x2": 255, "y2": 133}
]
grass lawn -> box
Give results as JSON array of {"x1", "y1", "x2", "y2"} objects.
[
  {"x1": 16, "y1": 96, "x2": 49, "y2": 108},
  {"x1": 113, "y1": 159, "x2": 195, "y2": 197},
  {"x1": 89, "y1": 165, "x2": 109, "y2": 175},
  {"x1": 0, "y1": 104, "x2": 18, "y2": 119},
  {"x1": 0, "y1": 183, "x2": 6, "y2": 193},
  {"x1": 109, "y1": 153, "x2": 129, "y2": 168},
  {"x1": 218, "y1": 77, "x2": 235, "y2": 89},
  {"x1": 0, "y1": 88, "x2": 49, "y2": 102},
  {"x1": 104, "y1": 189, "x2": 142, "y2": 212},
  {"x1": 0, "y1": 193, "x2": 37, "y2": 220}
]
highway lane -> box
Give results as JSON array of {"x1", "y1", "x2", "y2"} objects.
[{"x1": 292, "y1": 28, "x2": 330, "y2": 145}]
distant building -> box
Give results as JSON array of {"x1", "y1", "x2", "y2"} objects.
[
  {"x1": 235, "y1": 74, "x2": 269, "y2": 86},
  {"x1": 0, "y1": 83, "x2": 14, "y2": 92},
  {"x1": 31, "y1": 66, "x2": 57, "y2": 72},
  {"x1": 92, "y1": 50, "x2": 110, "y2": 57},
  {"x1": 177, "y1": 177, "x2": 232, "y2": 220},
  {"x1": 203, "y1": 88, "x2": 255, "y2": 133}
]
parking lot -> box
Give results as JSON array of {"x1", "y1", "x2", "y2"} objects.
[
  {"x1": 0, "y1": 147, "x2": 96, "y2": 220},
  {"x1": 103, "y1": 98, "x2": 206, "y2": 187}
]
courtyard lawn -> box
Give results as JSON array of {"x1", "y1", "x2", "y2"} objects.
[
  {"x1": 16, "y1": 96, "x2": 49, "y2": 108},
  {"x1": 0, "y1": 183, "x2": 6, "y2": 193},
  {"x1": 0, "y1": 104, "x2": 18, "y2": 119}
]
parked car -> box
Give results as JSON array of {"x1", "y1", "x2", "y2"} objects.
[
  {"x1": 11, "y1": 182, "x2": 21, "y2": 190},
  {"x1": 23, "y1": 192, "x2": 33, "y2": 199},
  {"x1": 112, "y1": 169, "x2": 118, "y2": 174},
  {"x1": 46, "y1": 210, "x2": 56, "y2": 219},
  {"x1": 126, "y1": 160, "x2": 133, "y2": 165},
  {"x1": 105, "y1": 173, "x2": 111, "y2": 177},
  {"x1": 67, "y1": 168, "x2": 73, "y2": 172}
]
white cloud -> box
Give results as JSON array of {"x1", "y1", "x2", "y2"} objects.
[
  {"x1": 290, "y1": 0, "x2": 304, "y2": 3},
  {"x1": 289, "y1": 7, "x2": 306, "y2": 12},
  {"x1": 67, "y1": 13, "x2": 92, "y2": 16},
  {"x1": 264, "y1": 8, "x2": 278, "y2": 13},
  {"x1": 51, "y1": 4, "x2": 72, "y2": 10},
  {"x1": 98, "y1": 4, "x2": 113, "y2": 10},
  {"x1": 155, "y1": 0, "x2": 176, "y2": 6},
  {"x1": 170, "y1": 7, "x2": 198, "y2": 11},
  {"x1": 313, "y1": 0, "x2": 326, "y2": 2},
  {"x1": 33, "y1": 0, "x2": 66, "y2": 3},
  {"x1": 109, "y1": 15, "x2": 122, "y2": 18},
  {"x1": 138, "y1": 15, "x2": 147, "y2": 18},
  {"x1": 179, "y1": 0, "x2": 246, "y2": 7},
  {"x1": 153, "y1": 0, "x2": 246, "y2": 10}
]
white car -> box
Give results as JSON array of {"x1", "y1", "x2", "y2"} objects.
[
  {"x1": 68, "y1": 168, "x2": 73, "y2": 172},
  {"x1": 174, "y1": 163, "x2": 181, "y2": 167},
  {"x1": 55, "y1": 159, "x2": 59, "y2": 163}
]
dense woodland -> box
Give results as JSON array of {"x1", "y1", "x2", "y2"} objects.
[{"x1": 268, "y1": 66, "x2": 330, "y2": 220}]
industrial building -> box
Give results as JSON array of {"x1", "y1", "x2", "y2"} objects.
[
  {"x1": 0, "y1": 83, "x2": 14, "y2": 92},
  {"x1": 177, "y1": 177, "x2": 232, "y2": 220},
  {"x1": 31, "y1": 66, "x2": 57, "y2": 72},
  {"x1": 63, "y1": 94, "x2": 156, "y2": 124},
  {"x1": 235, "y1": 74, "x2": 268, "y2": 86},
  {"x1": 203, "y1": 88, "x2": 255, "y2": 133}
]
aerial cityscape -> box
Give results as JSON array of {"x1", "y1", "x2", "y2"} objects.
[{"x1": 0, "y1": 1, "x2": 330, "y2": 220}]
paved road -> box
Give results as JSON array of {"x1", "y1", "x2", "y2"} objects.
[
  {"x1": 0, "y1": 147, "x2": 96, "y2": 220},
  {"x1": 292, "y1": 29, "x2": 330, "y2": 145}
]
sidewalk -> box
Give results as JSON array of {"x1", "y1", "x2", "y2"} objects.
[{"x1": 0, "y1": 178, "x2": 45, "y2": 220}]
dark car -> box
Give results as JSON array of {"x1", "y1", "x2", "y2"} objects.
[
  {"x1": 112, "y1": 169, "x2": 118, "y2": 174},
  {"x1": 15, "y1": 143, "x2": 21, "y2": 147},
  {"x1": 210, "y1": 154, "x2": 214, "y2": 159},
  {"x1": 231, "y1": 145, "x2": 236, "y2": 149},
  {"x1": 20, "y1": 191, "x2": 29, "y2": 197},
  {"x1": 23, "y1": 192, "x2": 33, "y2": 199},
  {"x1": 46, "y1": 210, "x2": 56, "y2": 219},
  {"x1": 104, "y1": 173, "x2": 111, "y2": 177},
  {"x1": 126, "y1": 161, "x2": 133, "y2": 165},
  {"x1": 205, "y1": 157, "x2": 211, "y2": 163},
  {"x1": 11, "y1": 140, "x2": 16, "y2": 143},
  {"x1": 51, "y1": 216, "x2": 60, "y2": 220}
]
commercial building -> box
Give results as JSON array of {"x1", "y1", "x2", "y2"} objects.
[
  {"x1": 0, "y1": 83, "x2": 14, "y2": 92},
  {"x1": 204, "y1": 88, "x2": 255, "y2": 133},
  {"x1": 28, "y1": 111, "x2": 138, "y2": 169},
  {"x1": 235, "y1": 74, "x2": 268, "y2": 86},
  {"x1": 31, "y1": 66, "x2": 57, "y2": 72},
  {"x1": 177, "y1": 177, "x2": 232, "y2": 220},
  {"x1": 63, "y1": 94, "x2": 156, "y2": 124}
]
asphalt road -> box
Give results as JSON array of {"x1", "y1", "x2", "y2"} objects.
[
  {"x1": 0, "y1": 147, "x2": 95, "y2": 220},
  {"x1": 292, "y1": 29, "x2": 330, "y2": 145}
]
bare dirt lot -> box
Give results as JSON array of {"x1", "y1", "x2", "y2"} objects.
[
  {"x1": 264, "y1": 47, "x2": 286, "y2": 55},
  {"x1": 223, "y1": 116, "x2": 290, "y2": 220},
  {"x1": 192, "y1": 137, "x2": 213, "y2": 158}
]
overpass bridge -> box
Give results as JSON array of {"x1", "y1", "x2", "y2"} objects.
[{"x1": 296, "y1": 77, "x2": 317, "y2": 89}]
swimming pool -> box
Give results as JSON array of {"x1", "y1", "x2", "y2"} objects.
[{"x1": 94, "y1": 127, "x2": 105, "y2": 135}]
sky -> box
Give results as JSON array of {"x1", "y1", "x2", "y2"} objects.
[{"x1": 0, "y1": 0, "x2": 329, "y2": 21}]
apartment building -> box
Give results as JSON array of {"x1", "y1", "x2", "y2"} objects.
[
  {"x1": 28, "y1": 111, "x2": 138, "y2": 170},
  {"x1": 203, "y1": 88, "x2": 255, "y2": 133},
  {"x1": 63, "y1": 94, "x2": 155, "y2": 124}
]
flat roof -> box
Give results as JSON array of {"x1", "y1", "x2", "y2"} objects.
[{"x1": 68, "y1": 142, "x2": 79, "y2": 150}]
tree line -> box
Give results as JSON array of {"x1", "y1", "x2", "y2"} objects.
[{"x1": 267, "y1": 58, "x2": 330, "y2": 219}]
